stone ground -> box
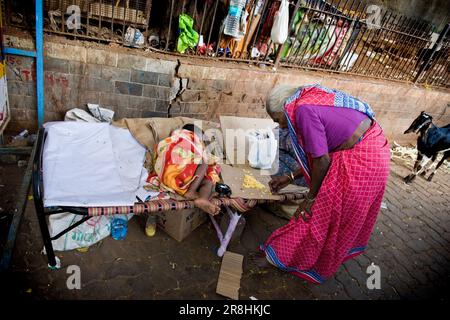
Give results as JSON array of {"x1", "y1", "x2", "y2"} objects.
[{"x1": 2, "y1": 159, "x2": 450, "y2": 300}]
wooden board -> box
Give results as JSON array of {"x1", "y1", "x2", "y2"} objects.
[
  {"x1": 216, "y1": 251, "x2": 244, "y2": 300},
  {"x1": 220, "y1": 164, "x2": 308, "y2": 200}
]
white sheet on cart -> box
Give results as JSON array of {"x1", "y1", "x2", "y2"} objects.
[{"x1": 43, "y1": 122, "x2": 154, "y2": 207}]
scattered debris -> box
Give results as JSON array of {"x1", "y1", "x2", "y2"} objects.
[
  {"x1": 242, "y1": 174, "x2": 266, "y2": 191},
  {"x1": 17, "y1": 160, "x2": 27, "y2": 167},
  {"x1": 216, "y1": 251, "x2": 243, "y2": 300},
  {"x1": 391, "y1": 141, "x2": 449, "y2": 172}
]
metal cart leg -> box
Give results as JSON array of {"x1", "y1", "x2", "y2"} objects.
[
  {"x1": 34, "y1": 202, "x2": 58, "y2": 269},
  {"x1": 32, "y1": 128, "x2": 59, "y2": 269}
]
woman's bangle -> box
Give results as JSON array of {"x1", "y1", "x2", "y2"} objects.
[{"x1": 285, "y1": 171, "x2": 295, "y2": 182}]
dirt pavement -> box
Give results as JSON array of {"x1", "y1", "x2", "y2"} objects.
[{"x1": 3, "y1": 160, "x2": 450, "y2": 300}]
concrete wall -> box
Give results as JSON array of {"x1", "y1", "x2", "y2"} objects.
[{"x1": 4, "y1": 33, "x2": 450, "y2": 144}]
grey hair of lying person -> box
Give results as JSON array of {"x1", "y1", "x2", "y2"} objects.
[{"x1": 266, "y1": 85, "x2": 299, "y2": 115}]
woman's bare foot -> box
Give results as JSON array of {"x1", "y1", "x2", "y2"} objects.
[{"x1": 194, "y1": 198, "x2": 220, "y2": 215}]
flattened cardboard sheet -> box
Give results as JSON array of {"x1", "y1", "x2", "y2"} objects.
[{"x1": 216, "y1": 251, "x2": 244, "y2": 300}]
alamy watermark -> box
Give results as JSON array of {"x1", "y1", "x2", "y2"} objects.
[
  {"x1": 366, "y1": 263, "x2": 381, "y2": 290},
  {"x1": 66, "y1": 265, "x2": 81, "y2": 290},
  {"x1": 366, "y1": 5, "x2": 382, "y2": 30}
]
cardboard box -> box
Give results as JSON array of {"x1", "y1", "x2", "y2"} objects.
[{"x1": 156, "y1": 208, "x2": 207, "y2": 242}]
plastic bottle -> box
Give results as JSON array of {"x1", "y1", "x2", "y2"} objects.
[
  {"x1": 224, "y1": 0, "x2": 247, "y2": 38},
  {"x1": 111, "y1": 217, "x2": 128, "y2": 240}
]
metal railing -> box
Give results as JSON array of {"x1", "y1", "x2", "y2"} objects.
[{"x1": 3, "y1": 0, "x2": 450, "y2": 89}]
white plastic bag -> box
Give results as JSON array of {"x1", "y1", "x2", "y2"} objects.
[
  {"x1": 48, "y1": 212, "x2": 133, "y2": 251},
  {"x1": 247, "y1": 128, "x2": 278, "y2": 170},
  {"x1": 270, "y1": 0, "x2": 289, "y2": 44}
]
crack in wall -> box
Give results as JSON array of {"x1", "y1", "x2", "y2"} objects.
[{"x1": 167, "y1": 59, "x2": 188, "y2": 118}]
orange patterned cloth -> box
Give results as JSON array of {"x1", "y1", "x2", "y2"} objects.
[{"x1": 146, "y1": 129, "x2": 220, "y2": 196}]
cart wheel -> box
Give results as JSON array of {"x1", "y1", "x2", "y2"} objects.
[{"x1": 48, "y1": 256, "x2": 61, "y2": 270}]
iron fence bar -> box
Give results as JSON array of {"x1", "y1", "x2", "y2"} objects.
[
  {"x1": 402, "y1": 18, "x2": 432, "y2": 81},
  {"x1": 363, "y1": 13, "x2": 404, "y2": 79},
  {"x1": 318, "y1": 0, "x2": 348, "y2": 68},
  {"x1": 386, "y1": 17, "x2": 426, "y2": 80},
  {"x1": 144, "y1": 0, "x2": 152, "y2": 45},
  {"x1": 330, "y1": 0, "x2": 363, "y2": 71},
  {"x1": 206, "y1": 0, "x2": 219, "y2": 50},
  {"x1": 298, "y1": 0, "x2": 333, "y2": 68},
  {"x1": 146, "y1": 44, "x2": 274, "y2": 65},
  {"x1": 249, "y1": 0, "x2": 270, "y2": 63},
  {"x1": 193, "y1": 0, "x2": 198, "y2": 23},
  {"x1": 306, "y1": 0, "x2": 346, "y2": 69},
  {"x1": 422, "y1": 43, "x2": 448, "y2": 85},
  {"x1": 98, "y1": 0, "x2": 102, "y2": 39},
  {"x1": 87, "y1": 0, "x2": 91, "y2": 38},
  {"x1": 350, "y1": 5, "x2": 387, "y2": 74},
  {"x1": 378, "y1": 15, "x2": 415, "y2": 80},
  {"x1": 353, "y1": 9, "x2": 392, "y2": 75},
  {"x1": 381, "y1": 19, "x2": 418, "y2": 78},
  {"x1": 165, "y1": 0, "x2": 174, "y2": 51},
  {"x1": 273, "y1": 0, "x2": 302, "y2": 68},
  {"x1": 195, "y1": 0, "x2": 208, "y2": 55},
  {"x1": 60, "y1": 0, "x2": 65, "y2": 33},
  {"x1": 293, "y1": 0, "x2": 324, "y2": 66},
  {"x1": 43, "y1": 27, "x2": 119, "y2": 42},
  {"x1": 238, "y1": 0, "x2": 258, "y2": 59},
  {"x1": 133, "y1": 0, "x2": 138, "y2": 44},
  {"x1": 214, "y1": 9, "x2": 224, "y2": 57},
  {"x1": 416, "y1": 18, "x2": 446, "y2": 84},
  {"x1": 414, "y1": 23, "x2": 450, "y2": 83},
  {"x1": 322, "y1": 0, "x2": 354, "y2": 71},
  {"x1": 111, "y1": 0, "x2": 115, "y2": 38},
  {"x1": 285, "y1": 0, "x2": 313, "y2": 65},
  {"x1": 121, "y1": 0, "x2": 126, "y2": 44}
]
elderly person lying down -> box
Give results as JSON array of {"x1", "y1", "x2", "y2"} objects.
[
  {"x1": 256, "y1": 84, "x2": 390, "y2": 284},
  {"x1": 147, "y1": 124, "x2": 221, "y2": 216}
]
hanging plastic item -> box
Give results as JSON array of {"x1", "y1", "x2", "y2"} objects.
[
  {"x1": 270, "y1": 0, "x2": 289, "y2": 44},
  {"x1": 124, "y1": 27, "x2": 145, "y2": 48},
  {"x1": 177, "y1": 13, "x2": 199, "y2": 54},
  {"x1": 224, "y1": 0, "x2": 247, "y2": 39}
]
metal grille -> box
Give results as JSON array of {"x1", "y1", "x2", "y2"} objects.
[{"x1": 3, "y1": 0, "x2": 450, "y2": 89}]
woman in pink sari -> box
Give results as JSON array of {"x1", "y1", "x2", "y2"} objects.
[{"x1": 260, "y1": 84, "x2": 390, "y2": 284}]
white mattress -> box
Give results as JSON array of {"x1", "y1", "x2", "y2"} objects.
[{"x1": 42, "y1": 122, "x2": 156, "y2": 207}]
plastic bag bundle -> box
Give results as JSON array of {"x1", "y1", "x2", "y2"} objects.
[
  {"x1": 271, "y1": 0, "x2": 289, "y2": 44},
  {"x1": 177, "y1": 14, "x2": 199, "y2": 54}
]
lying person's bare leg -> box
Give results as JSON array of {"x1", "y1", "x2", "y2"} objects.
[
  {"x1": 184, "y1": 163, "x2": 208, "y2": 200},
  {"x1": 194, "y1": 179, "x2": 220, "y2": 216}
]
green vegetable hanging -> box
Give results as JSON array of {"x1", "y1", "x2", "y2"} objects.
[{"x1": 176, "y1": 13, "x2": 199, "y2": 54}]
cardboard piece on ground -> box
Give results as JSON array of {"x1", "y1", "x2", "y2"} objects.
[
  {"x1": 216, "y1": 251, "x2": 244, "y2": 300},
  {"x1": 219, "y1": 116, "x2": 277, "y2": 166},
  {"x1": 220, "y1": 164, "x2": 308, "y2": 200},
  {"x1": 156, "y1": 208, "x2": 207, "y2": 242}
]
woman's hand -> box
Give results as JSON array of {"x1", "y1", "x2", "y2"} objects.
[
  {"x1": 269, "y1": 175, "x2": 291, "y2": 193},
  {"x1": 293, "y1": 198, "x2": 314, "y2": 221}
]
